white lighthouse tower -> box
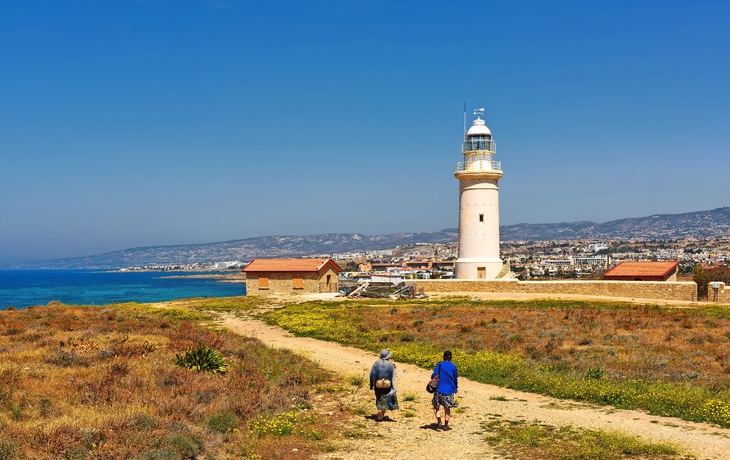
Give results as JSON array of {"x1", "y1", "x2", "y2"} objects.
[{"x1": 454, "y1": 108, "x2": 504, "y2": 279}]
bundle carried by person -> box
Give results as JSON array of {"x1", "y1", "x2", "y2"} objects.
[{"x1": 426, "y1": 362, "x2": 442, "y2": 393}]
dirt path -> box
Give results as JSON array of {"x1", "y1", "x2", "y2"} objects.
[{"x1": 215, "y1": 313, "x2": 730, "y2": 460}]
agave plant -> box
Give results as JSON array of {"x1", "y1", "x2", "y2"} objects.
[{"x1": 175, "y1": 344, "x2": 229, "y2": 373}]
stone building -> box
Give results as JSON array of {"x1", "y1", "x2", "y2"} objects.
[
  {"x1": 243, "y1": 258, "x2": 342, "y2": 295},
  {"x1": 603, "y1": 261, "x2": 680, "y2": 281}
]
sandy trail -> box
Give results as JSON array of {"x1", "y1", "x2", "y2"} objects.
[{"x1": 216, "y1": 312, "x2": 730, "y2": 460}]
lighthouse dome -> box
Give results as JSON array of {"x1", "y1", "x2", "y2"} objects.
[{"x1": 467, "y1": 118, "x2": 491, "y2": 136}]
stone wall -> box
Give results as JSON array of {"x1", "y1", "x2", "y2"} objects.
[{"x1": 405, "y1": 279, "x2": 697, "y2": 301}]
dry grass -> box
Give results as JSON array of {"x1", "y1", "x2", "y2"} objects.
[{"x1": 0, "y1": 303, "x2": 347, "y2": 459}]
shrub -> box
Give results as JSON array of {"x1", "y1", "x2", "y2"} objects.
[
  {"x1": 584, "y1": 367, "x2": 605, "y2": 380},
  {"x1": 346, "y1": 374, "x2": 365, "y2": 386},
  {"x1": 155, "y1": 434, "x2": 203, "y2": 458},
  {"x1": 204, "y1": 412, "x2": 238, "y2": 433},
  {"x1": 136, "y1": 448, "x2": 178, "y2": 460},
  {"x1": 174, "y1": 345, "x2": 228, "y2": 373},
  {"x1": 45, "y1": 350, "x2": 90, "y2": 367},
  {"x1": 401, "y1": 392, "x2": 417, "y2": 402},
  {"x1": 131, "y1": 414, "x2": 160, "y2": 430}
]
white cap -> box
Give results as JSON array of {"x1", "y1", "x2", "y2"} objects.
[{"x1": 467, "y1": 118, "x2": 491, "y2": 136}]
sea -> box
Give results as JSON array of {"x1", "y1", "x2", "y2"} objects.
[{"x1": 0, "y1": 270, "x2": 246, "y2": 309}]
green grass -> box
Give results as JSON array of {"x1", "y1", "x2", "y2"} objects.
[
  {"x1": 483, "y1": 420, "x2": 686, "y2": 460},
  {"x1": 346, "y1": 374, "x2": 366, "y2": 386},
  {"x1": 173, "y1": 296, "x2": 270, "y2": 313},
  {"x1": 401, "y1": 392, "x2": 418, "y2": 402}
]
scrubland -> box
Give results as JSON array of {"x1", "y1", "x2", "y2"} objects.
[
  {"x1": 265, "y1": 297, "x2": 730, "y2": 428},
  {"x1": 2, "y1": 295, "x2": 725, "y2": 459},
  {"x1": 0, "y1": 302, "x2": 345, "y2": 460}
]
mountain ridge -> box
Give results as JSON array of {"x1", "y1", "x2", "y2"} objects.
[{"x1": 8, "y1": 207, "x2": 730, "y2": 269}]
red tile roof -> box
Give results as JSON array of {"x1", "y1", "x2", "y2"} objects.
[
  {"x1": 604, "y1": 261, "x2": 680, "y2": 278},
  {"x1": 242, "y1": 258, "x2": 342, "y2": 273}
]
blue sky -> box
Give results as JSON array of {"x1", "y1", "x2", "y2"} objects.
[{"x1": 1, "y1": 0, "x2": 729, "y2": 264}]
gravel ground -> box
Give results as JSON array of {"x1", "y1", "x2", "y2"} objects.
[{"x1": 220, "y1": 314, "x2": 730, "y2": 460}]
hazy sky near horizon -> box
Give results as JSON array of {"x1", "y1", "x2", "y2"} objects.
[{"x1": 1, "y1": 1, "x2": 729, "y2": 264}]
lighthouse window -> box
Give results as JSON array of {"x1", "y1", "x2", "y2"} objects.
[{"x1": 479, "y1": 214, "x2": 484, "y2": 224}]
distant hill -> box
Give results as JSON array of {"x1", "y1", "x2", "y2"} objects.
[
  {"x1": 9, "y1": 207, "x2": 730, "y2": 269},
  {"x1": 9, "y1": 230, "x2": 459, "y2": 270},
  {"x1": 501, "y1": 207, "x2": 730, "y2": 241}
]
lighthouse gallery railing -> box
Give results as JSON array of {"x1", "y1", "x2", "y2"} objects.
[{"x1": 456, "y1": 159, "x2": 502, "y2": 172}]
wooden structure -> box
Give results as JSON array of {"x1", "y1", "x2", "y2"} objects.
[
  {"x1": 243, "y1": 258, "x2": 342, "y2": 295},
  {"x1": 603, "y1": 261, "x2": 680, "y2": 282}
]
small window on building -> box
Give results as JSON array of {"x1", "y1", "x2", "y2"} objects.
[
  {"x1": 293, "y1": 277, "x2": 304, "y2": 289},
  {"x1": 479, "y1": 214, "x2": 484, "y2": 224},
  {"x1": 259, "y1": 276, "x2": 269, "y2": 289},
  {"x1": 477, "y1": 267, "x2": 486, "y2": 279}
]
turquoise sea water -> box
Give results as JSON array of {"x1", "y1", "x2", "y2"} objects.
[{"x1": 0, "y1": 270, "x2": 246, "y2": 309}]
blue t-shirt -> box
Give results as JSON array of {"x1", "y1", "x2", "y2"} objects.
[{"x1": 432, "y1": 360, "x2": 458, "y2": 394}]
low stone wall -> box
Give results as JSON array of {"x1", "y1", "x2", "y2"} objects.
[{"x1": 405, "y1": 279, "x2": 697, "y2": 302}]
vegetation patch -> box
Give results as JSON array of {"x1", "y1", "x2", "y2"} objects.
[
  {"x1": 483, "y1": 419, "x2": 686, "y2": 459},
  {"x1": 0, "y1": 303, "x2": 342, "y2": 459},
  {"x1": 204, "y1": 412, "x2": 238, "y2": 433},
  {"x1": 175, "y1": 344, "x2": 229, "y2": 373},
  {"x1": 167, "y1": 296, "x2": 270, "y2": 314},
  {"x1": 264, "y1": 298, "x2": 730, "y2": 427}
]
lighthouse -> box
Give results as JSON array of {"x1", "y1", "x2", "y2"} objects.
[{"x1": 454, "y1": 108, "x2": 504, "y2": 279}]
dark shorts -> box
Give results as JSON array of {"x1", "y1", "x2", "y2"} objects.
[{"x1": 432, "y1": 391, "x2": 457, "y2": 409}]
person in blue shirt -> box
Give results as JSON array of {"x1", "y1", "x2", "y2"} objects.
[{"x1": 431, "y1": 350, "x2": 458, "y2": 430}]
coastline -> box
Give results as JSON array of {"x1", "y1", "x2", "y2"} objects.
[
  {"x1": 0, "y1": 269, "x2": 246, "y2": 309},
  {"x1": 161, "y1": 273, "x2": 246, "y2": 283}
]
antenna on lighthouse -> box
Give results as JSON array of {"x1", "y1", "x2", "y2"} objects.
[{"x1": 463, "y1": 102, "x2": 467, "y2": 142}]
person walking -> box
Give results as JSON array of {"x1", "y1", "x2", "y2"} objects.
[
  {"x1": 369, "y1": 349, "x2": 398, "y2": 421},
  {"x1": 432, "y1": 350, "x2": 458, "y2": 430}
]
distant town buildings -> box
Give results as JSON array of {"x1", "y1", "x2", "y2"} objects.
[{"x1": 114, "y1": 235, "x2": 730, "y2": 290}]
